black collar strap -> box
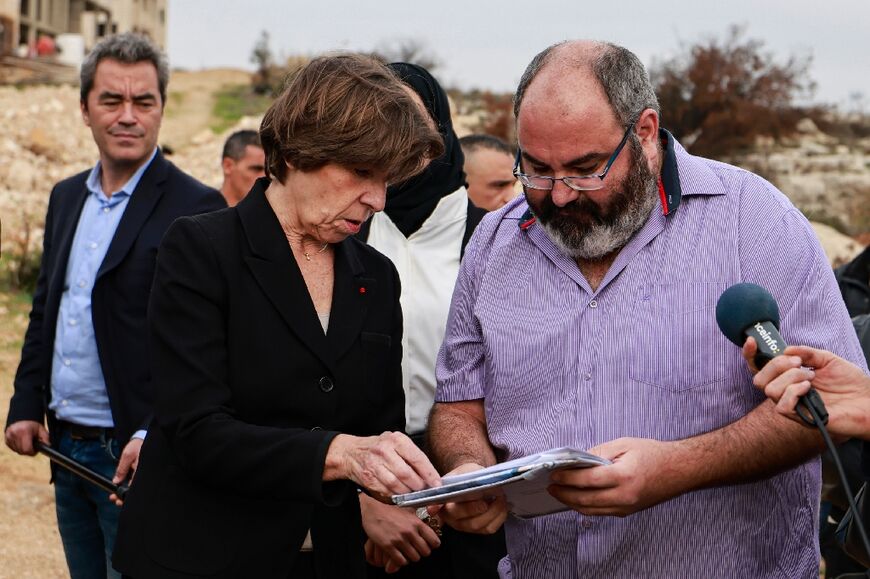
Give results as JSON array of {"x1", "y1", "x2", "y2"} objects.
[{"x1": 658, "y1": 128, "x2": 681, "y2": 216}]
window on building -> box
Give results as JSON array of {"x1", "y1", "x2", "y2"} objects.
[{"x1": 20, "y1": 0, "x2": 30, "y2": 17}]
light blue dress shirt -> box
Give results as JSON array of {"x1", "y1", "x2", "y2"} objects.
[{"x1": 49, "y1": 148, "x2": 158, "y2": 439}]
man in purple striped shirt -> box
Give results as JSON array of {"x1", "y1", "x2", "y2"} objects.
[{"x1": 428, "y1": 40, "x2": 868, "y2": 578}]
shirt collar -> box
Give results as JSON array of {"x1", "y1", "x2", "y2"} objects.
[
  {"x1": 86, "y1": 147, "x2": 159, "y2": 201},
  {"x1": 662, "y1": 129, "x2": 727, "y2": 199}
]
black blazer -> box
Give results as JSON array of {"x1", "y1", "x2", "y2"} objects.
[
  {"x1": 6, "y1": 151, "x2": 226, "y2": 444},
  {"x1": 112, "y1": 181, "x2": 406, "y2": 579}
]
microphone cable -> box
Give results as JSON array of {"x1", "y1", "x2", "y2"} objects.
[{"x1": 798, "y1": 398, "x2": 870, "y2": 576}]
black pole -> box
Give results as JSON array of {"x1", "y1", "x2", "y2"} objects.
[{"x1": 35, "y1": 441, "x2": 128, "y2": 500}]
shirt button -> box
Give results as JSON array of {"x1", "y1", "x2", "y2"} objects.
[
  {"x1": 62, "y1": 400, "x2": 69, "y2": 406},
  {"x1": 69, "y1": 319, "x2": 77, "y2": 326},
  {"x1": 581, "y1": 519, "x2": 593, "y2": 529},
  {"x1": 589, "y1": 300, "x2": 598, "y2": 308},
  {"x1": 89, "y1": 242, "x2": 98, "y2": 249},
  {"x1": 77, "y1": 280, "x2": 86, "y2": 288},
  {"x1": 63, "y1": 358, "x2": 71, "y2": 366},
  {"x1": 318, "y1": 376, "x2": 334, "y2": 393},
  {"x1": 102, "y1": 207, "x2": 110, "y2": 213},
  {"x1": 583, "y1": 373, "x2": 592, "y2": 381}
]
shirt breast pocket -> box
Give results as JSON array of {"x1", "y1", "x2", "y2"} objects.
[{"x1": 629, "y1": 282, "x2": 730, "y2": 392}]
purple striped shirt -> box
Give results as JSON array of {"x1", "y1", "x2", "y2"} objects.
[{"x1": 435, "y1": 137, "x2": 868, "y2": 578}]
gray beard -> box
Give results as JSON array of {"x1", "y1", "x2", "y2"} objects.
[{"x1": 539, "y1": 177, "x2": 658, "y2": 260}]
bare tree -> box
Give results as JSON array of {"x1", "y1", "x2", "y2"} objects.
[
  {"x1": 373, "y1": 38, "x2": 440, "y2": 72},
  {"x1": 250, "y1": 30, "x2": 274, "y2": 95},
  {"x1": 650, "y1": 25, "x2": 816, "y2": 156}
]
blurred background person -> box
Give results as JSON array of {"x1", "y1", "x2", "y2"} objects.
[
  {"x1": 459, "y1": 134, "x2": 518, "y2": 211},
  {"x1": 357, "y1": 62, "x2": 505, "y2": 579},
  {"x1": 111, "y1": 54, "x2": 444, "y2": 579},
  {"x1": 220, "y1": 129, "x2": 266, "y2": 206}
]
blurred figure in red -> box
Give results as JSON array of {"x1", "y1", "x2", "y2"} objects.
[{"x1": 36, "y1": 34, "x2": 56, "y2": 57}]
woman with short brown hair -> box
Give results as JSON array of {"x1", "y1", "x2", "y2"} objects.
[{"x1": 112, "y1": 53, "x2": 444, "y2": 579}]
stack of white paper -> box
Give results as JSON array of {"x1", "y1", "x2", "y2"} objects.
[{"x1": 392, "y1": 447, "x2": 610, "y2": 518}]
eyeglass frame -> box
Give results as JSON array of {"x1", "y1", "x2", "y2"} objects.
[{"x1": 513, "y1": 121, "x2": 637, "y2": 192}]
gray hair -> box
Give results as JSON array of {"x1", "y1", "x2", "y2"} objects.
[
  {"x1": 513, "y1": 41, "x2": 660, "y2": 127},
  {"x1": 80, "y1": 32, "x2": 169, "y2": 105},
  {"x1": 593, "y1": 43, "x2": 659, "y2": 126}
]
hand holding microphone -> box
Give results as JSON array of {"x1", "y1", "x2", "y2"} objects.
[
  {"x1": 750, "y1": 345, "x2": 870, "y2": 440},
  {"x1": 715, "y1": 283, "x2": 828, "y2": 426},
  {"x1": 717, "y1": 283, "x2": 870, "y2": 564}
]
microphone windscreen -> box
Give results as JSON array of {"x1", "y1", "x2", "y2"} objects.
[{"x1": 715, "y1": 283, "x2": 781, "y2": 346}]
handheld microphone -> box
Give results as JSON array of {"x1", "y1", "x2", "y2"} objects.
[
  {"x1": 715, "y1": 283, "x2": 828, "y2": 426},
  {"x1": 716, "y1": 283, "x2": 870, "y2": 566},
  {"x1": 715, "y1": 283, "x2": 784, "y2": 370}
]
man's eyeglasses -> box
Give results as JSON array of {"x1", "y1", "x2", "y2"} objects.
[{"x1": 513, "y1": 122, "x2": 635, "y2": 192}]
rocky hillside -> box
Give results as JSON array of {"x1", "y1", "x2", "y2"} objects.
[{"x1": 733, "y1": 118, "x2": 870, "y2": 243}]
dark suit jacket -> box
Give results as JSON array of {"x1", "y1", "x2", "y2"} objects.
[
  {"x1": 6, "y1": 151, "x2": 226, "y2": 444},
  {"x1": 112, "y1": 180, "x2": 406, "y2": 579}
]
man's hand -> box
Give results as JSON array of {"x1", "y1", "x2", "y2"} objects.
[
  {"x1": 360, "y1": 493, "x2": 440, "y2": 573},
  {"x1": 749, "y1": 344, "x2": 870, "y2": 439},
  {"x1": 4, "y1": 420, "x2": 49, "y2": 456},
  {"x1": 548, "y1": 438, "x2": 686, "y2": 517},
  {"x1": 110, "y1": 437, "x2": 143, "y2": 506},
  {"x1": 429, "y1": 463, "x2": 508, "y2": 534}
]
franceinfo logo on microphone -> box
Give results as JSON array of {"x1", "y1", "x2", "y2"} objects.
[{"x1": 753, "y1": 322, "x2": 782, "y2": 354}]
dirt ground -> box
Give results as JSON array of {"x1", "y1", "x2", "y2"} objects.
[
  {"x1": 160, "y1": 68, "x2": 252, "y2": 151},
  {"x1": 0, "y1": 290, "x2": 68, "y2": 578}
]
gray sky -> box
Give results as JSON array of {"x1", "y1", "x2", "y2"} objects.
[{"x1": 168, "y1": 0, "x2": 870, "y2": 109}]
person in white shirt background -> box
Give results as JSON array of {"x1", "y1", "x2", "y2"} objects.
[{"x1": 357, "y1": 62, "x2": 505, "y2": 578}]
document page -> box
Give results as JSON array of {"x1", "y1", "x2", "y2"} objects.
[{"x1": 392, "y1": 447, "x2": 610, "y2": 518}]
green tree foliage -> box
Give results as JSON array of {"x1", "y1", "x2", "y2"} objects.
[{"x1": 650, "y1": 25, "x2": 816, "y2": 157}]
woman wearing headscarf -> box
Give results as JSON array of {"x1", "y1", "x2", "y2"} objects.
[
  {"x1": 111, "y1": 54, "x2": 445, "y2": 579},
  {"x1": 357, "y1": 63, "x2": 505, "y2": 579}
]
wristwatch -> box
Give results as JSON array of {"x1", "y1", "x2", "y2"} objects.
[{"x1": 416, "y1": 507, "x2": 443, "y2": 537}]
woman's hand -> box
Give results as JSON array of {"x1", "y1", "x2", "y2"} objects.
[
  {"x1": 360, "y1": 493, "x2": 440, "y2": 573},
  {"x1": 324, "y1": 432, "x2": 441, "y2": 497}
]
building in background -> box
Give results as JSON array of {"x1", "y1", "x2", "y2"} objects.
[{"x1": 0, "y1": 0, "x2": 165, "y2": 59}]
